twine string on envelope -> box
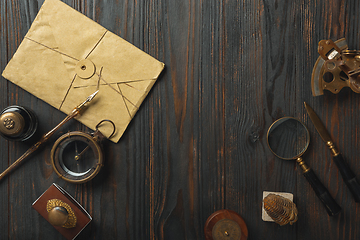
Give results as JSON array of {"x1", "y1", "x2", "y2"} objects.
[{"x1": 22, "y1": 32, "x2": 153, "y2": 119}]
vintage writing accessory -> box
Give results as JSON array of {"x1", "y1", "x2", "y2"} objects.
[
  {"x1": 267, "y1": 117, "x2": 341, "y2": 216},
  {"x1": 304, "y1": 102, "x2": 360, "y2": 202},
  {"x1": 0, "y1": 105, "x2": 38, "y2": 141},
  {"x1": 311, "y1": 38, "x2": 360, "y2": 96},
  {"x1": 51, "y1": 119, "x2": 115, "y2": 183},
  {"x1": 204, "y1": 210, "x2": 248, "y2": 240},
  {"x1": 47, "y1": 199, "x2": 77, "y2": 228},
  {"x1": 0, "y1": 91, "x2": 98, "y2": 182},
  {"x1": 33, "y1": 183, "x2": 92, "y2": 240},
  {"x1": 1, "y1": 0, "x2": 164, "y2": 143}
]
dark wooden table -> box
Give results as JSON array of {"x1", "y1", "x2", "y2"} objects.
[{"x1": 1, "y1": 0, "x2": 360, "y2": 239}]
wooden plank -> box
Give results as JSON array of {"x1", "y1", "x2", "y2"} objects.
[
  {"x1": 144, "y1": 1, "x2": 224, "y2": 239},
  {"x1": 222, "y1": 0, "x2": 299, "y2": 238},
  {"x1": 149, "y1": 0, "x2": 227, "y2": 239}
]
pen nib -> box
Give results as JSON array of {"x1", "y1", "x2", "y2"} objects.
[{"x1": 87, "y1": 90, "x2": 99, "y2": 103}]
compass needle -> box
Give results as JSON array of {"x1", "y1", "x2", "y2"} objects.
[
  {"x1": 77, "y1": 146, "x2": 90, "y2": 159},
  {"x1": 74, "y1": 142, "x2": 79, "y2": 161}
]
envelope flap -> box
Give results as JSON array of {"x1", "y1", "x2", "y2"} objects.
[
  {"x1": 24, "y1": 2, "x2": 57, "y2": 49},
  {"x1": 87, "y1": 32, "x2": 165, "y2": 84},
  {"x1": 42, "y1": 0, "x2": 107, "y2": 60}
]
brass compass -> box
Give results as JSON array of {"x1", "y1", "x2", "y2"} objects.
[
  {"x1": 50, "y1": 120, "x2": 115, "y2": 184},
  {"x1": 212, "y1": 219, "x2": 242, "y2": 240},
  {"x1": 204, "y1": 210, "x2": 248, "y2": 240}
]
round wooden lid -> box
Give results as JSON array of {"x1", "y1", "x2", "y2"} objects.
[{"x1": 204, "y1": 209, "x2": 248, "y2": 240}]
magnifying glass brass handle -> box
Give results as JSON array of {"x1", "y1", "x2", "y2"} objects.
[
  {"x1": 333, "y1": 153, "x2": 360, "y2": 202},
  {"x1": 302, "y1": 168, "x2": 341, "y2": 216}
]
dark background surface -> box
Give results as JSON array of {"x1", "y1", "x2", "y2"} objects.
[{"x1": 1, "y1": 0, "x2": 360, "y2": 239}]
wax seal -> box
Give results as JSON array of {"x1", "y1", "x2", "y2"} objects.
[
  {"x1": 48, "y1": 206, "x2": 69, "y2": 226},
  {"x1": 47, "y1": 199, "x2": 77, "y2": 228},
  {"x1": 0, "y1": 105, "x2": 38, "y2": 141}
]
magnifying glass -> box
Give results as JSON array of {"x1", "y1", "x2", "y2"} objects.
[{"x1": 267, "y1": 117, "x2": 341, "y2": 216}]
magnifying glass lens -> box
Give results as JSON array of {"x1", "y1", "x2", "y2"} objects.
[{"x1": 267, "y1": 118, "x2": 309, "y2": 159}]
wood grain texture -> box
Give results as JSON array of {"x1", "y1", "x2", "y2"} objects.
[{"x1": 1, "y1": 0, "x2": 360, "y2": 239}]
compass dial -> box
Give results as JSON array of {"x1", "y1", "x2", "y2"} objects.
[{"x1": 51, "y1": 131, "x2": 103, "y2": 183}]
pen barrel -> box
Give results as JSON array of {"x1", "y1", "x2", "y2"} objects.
[
  {"x1": 0, "y1": 110, "x2": 78, "y2": 182},
  {"x1": 333, "y1": 154, "x2": 360, "y2": 202},
  {"x1": 303, "y1": 169, "x2": 341, "y2": 216},
  {"x1": 0, "y1": 143, "x2": 40, "y2": 181}
]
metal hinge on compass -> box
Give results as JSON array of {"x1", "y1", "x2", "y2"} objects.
[{"x1": 311, "y1": 38, "x2": 360, "y2": 96}]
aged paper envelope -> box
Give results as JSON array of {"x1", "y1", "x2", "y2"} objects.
[{"x1": 2, "y1": 0, "x2": 164, "y2": 143}]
